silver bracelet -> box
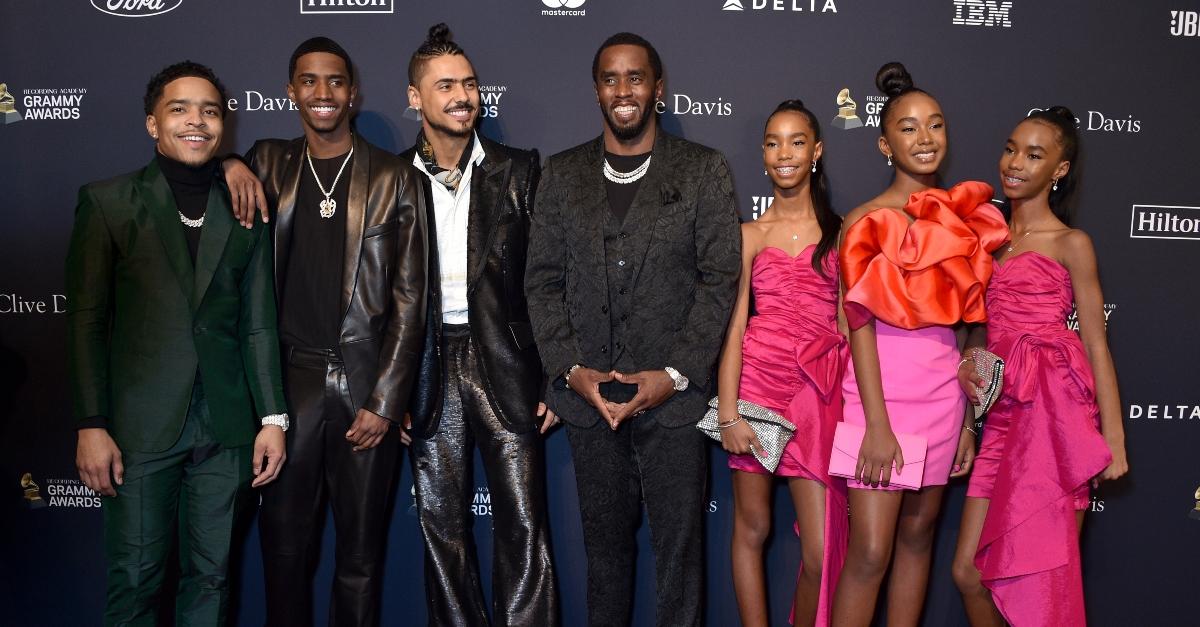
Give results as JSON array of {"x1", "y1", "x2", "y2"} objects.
[
  {"x1": 717, "y1": 416, "x2": 743, "y2": 429},
  {"x1": 261, "y1": 413, "x2": 290, "y2": 432},
  {"x1": 564, "y1": 364, "x2": 583, "y2": 385}
]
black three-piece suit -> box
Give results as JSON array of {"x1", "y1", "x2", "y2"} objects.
[
  {"x1": 246, "y1": 134, "x2": 427, "y2": 627},
  {"x1": 403, "y1": 135, "x2": 558, "y2": 626},
  {"x1": 526, "y1": 131, "x2": 741, "y2": 626}
]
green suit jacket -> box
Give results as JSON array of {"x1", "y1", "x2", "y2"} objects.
[{"x1": 66, "y1": 158, "x2": 286, "y2": 453}]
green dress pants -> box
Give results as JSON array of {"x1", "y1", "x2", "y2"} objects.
[{"x1": 103, "y1": 381, "x2": 252, "y2": 627}]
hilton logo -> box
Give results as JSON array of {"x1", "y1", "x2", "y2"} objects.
[
  {"x1": 951, "y1": 0, "x2": 1012, "y2": 28},
  {"x1": 301, "y1": 0, "x2": 393, "y2": 14},
  {"x1": 1129, "y1": 205, "x2": 1200, "y2": 240},
  {"x1": 1171, "y1": 10, "x2": 1200, "y2": 36}
]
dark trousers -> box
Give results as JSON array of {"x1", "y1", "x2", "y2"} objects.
[
  {"x1": 565, "y1": 416, "x2": 707, "y2": 627},
  {"x1": 103, "y1": 381, "x2": 251, "y2": 627},
  {"x1": 259, "y1": 346, "x2": 399, "y2": 627},
  {"x1": 410, "y1": 325, "x2": 558, "y2": 627}
]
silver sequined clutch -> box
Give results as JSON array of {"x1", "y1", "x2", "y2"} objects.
[
  {"x1": 696, "y1": 397, "x2": 797, "y2": 473},
  {"x1": 973, "y1": 349, "x2": 1005, "y2": 419}
]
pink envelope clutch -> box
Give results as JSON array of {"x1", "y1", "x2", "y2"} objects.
[{"x1": 829, "y1": 422, "x2": 928, "y2": 490}]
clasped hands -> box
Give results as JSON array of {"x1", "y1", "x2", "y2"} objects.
[{"x1": 567, "y1": 367, "x2": 676, "y2": 430}]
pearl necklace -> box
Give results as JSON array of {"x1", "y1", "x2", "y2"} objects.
[
  {"x1": 178, "y1": 211, "x2": 204, "y2": 228},
  {"x1": 306, "y1": 140, "x2": 355, "y2": 218},
  {"x1": 603, "y1": 155, "x2": 651, "y2": 185}
]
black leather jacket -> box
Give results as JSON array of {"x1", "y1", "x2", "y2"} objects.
[
  {"x1": 402, "y1": 136, "x2": 544, "y2": 437},
  {"x1": 247, "y1": 134, "x2": 427, "y2": 420}
]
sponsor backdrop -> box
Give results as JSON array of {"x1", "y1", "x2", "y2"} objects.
[{"x1": 1, "y1": 1, "x2": 1197, "y2": 625}]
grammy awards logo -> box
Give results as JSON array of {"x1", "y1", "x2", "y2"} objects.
[
  {"x1": 0, "y1": 83, "x2": 22, "y2": 125},
  {"x1": 1191, "y1": 486, "x2": 1200, "y2": 520},
  {"x1": 21, "y1": 473, "x2": 46, "y2": 509},
  {"x1": 831, "y1": 88, "x2": 862, "y2": 130}
]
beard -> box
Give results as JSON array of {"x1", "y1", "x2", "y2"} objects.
[
  {"x1": 427, "y1": 115, "x2": 474, "y2": 139},
  {"x1": 603, "y1": 103, "x2": 653, "y2": 141}
]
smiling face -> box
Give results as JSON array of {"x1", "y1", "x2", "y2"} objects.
[
  {"x1": 878, "y1": 91, "x2": 946, "y2": 176},
  {"x1": 763, "y1": 109, "x2": 823, "y2": 191},
  {"x1": 145, "y1": 76, "x2": 224, "y2": 165},
  {"x1": 594, "y1": 44, "x2": 662, "y2": 143},
  {"x1": 287, "y1": 51, "x2": 357, "y2": 136},
  {"x1": 999, "y1": 119, "x2": 1071, "y2": 201},
  {"x1": 408, "y1": 53, "x2": 479, "y2": 139}
]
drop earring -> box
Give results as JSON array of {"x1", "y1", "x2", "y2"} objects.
[
  {"x1": 886, "y1": 154, "x2": 892, "y2": 167},
  {"x1": 1052, "y1": 178, "x2": 1059, "y2": 191},
  {"x1": 811, "y1": 161, "x2": 817, "y2": 173}
]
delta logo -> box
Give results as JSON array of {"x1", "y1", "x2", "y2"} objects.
[{"x1": 722, "y1": 0, "x2": 839, "y2": 13}]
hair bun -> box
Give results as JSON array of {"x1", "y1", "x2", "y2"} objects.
[
  {"x1": 875, "y1": 62, "x2": 914, "y2": 97},
  {"x1": 427, "y1": 23, "x2": 451, "y2": 44},
  {"x1": 1045, "y1": 105, "x2": 1076, "y2": 123},
  {"x1": 778, "y1": 98, "x2": 806, "y2": 110}
]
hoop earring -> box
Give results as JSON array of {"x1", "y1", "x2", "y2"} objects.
[
  {"x1": 1052, "y1": 178, "x2": 1059, "y2": 191},
  {"x1": 811, "y1": 161, "x2": 817, "y2": 173},
  {"x1": 886, "y1": 154, "x2": 892, "y2": 167}
]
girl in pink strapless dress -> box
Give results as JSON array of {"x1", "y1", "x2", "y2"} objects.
[
  {"x1": 952, "y1": 108, "x2": 1127, "y2": 627},
  {"x1": 715, "y1": 100, "x2": 847, "y2": 627},
  {"x1": 832, "y1": 63, "x2": 1008, "y2": 627}
]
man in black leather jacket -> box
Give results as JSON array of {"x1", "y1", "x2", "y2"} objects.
[
  {"x1": 224, "y1": 37, "x2": 427, "y2": 627},
  {"x1": 401, "y1": 24, "x2": 559, "y2": 627}
]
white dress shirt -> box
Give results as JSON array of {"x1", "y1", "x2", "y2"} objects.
[{"x1": 412, "y1": 134, "x2": 486, "y2": 325}]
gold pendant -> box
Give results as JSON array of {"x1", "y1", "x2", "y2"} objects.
[{"x1": 319, "y1": 197, "x2": 336, "y2": 218}]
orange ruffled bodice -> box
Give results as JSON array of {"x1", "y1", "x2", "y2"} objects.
[{"x1": 841, "y1": 181, "x2": 1008, "y2": 330}]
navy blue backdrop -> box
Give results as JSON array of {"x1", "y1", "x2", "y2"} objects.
[{"x1": 3, "y1": 1, "x2": 1199, "y2": 625}]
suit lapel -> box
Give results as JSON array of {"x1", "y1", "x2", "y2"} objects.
[
  {"x1": 192, "y1": 179, "x2": 234, "y2": 310},
  {"x1": 139, "y1": 159, "x2": 196, "y2": 307},
  {"x1": 466, "y1": 151, "x2": 510, "y2": 293},
  {"x1": 577, "y1": 138, "x2": 610, "y2": 296},
  {"x1": 341, "y1": 134, "x2": 370, "y2": 317},
  {"x1": 273, "y1": 139, "x2": 304, "y2": 289},
  {"x1": 621, "y1": 132, "x2": 676, "y2": 287}
]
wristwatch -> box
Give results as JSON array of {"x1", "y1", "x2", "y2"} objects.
[
  {"x1": 261, "y1": 413, "x2": 290, "y2": 432},
  {"x1": 664, "y1": 366, "x2": 689, "y2": 392}
]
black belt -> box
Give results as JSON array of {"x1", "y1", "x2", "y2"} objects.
[{"x1": 442, "y1": 323, "x2": 470, "y2": 338}]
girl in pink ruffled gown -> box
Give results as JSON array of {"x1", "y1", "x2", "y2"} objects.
[
  {"x1": 951, "y1": 107, "x2": 1129, "y2": 627},
  {"x1": 715, "y1": 100, "x2": 847, "y2": 627}
]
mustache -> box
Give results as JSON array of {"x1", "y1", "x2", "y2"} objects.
[{"x1": 443, "y1": 100, "x2": 476, "y2": 113}]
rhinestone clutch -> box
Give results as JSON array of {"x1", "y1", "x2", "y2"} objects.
[
  {"x1": 973, "y1": 349, "x2": 1005, "y2": 419},
  {"x1": 696, "y1": 397, "x2": 797, "y2": 473}
]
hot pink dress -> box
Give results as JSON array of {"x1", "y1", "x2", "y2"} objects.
[
  {"x1": 840, "y1": 182, "x2": 1009, "y2": 490},
  {"x1": 968, "y1": 251, "x2": 1112, "y2": 627},
  {"x1": 726, "y1": 244, "x2": 848, "y2": 626}
]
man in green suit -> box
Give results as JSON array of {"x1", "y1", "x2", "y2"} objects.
[{"x1": 66, "y1": 61, "x2": 289, "y2": 627}]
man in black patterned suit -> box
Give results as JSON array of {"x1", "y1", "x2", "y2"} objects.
[{"x1": 524, "y1": 32, "x2": 741, "y2": 627}]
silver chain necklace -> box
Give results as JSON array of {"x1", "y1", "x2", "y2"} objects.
[
  {"x1": 306, "y1": 140, "x2": 355, "y2": 218},
  {"x1": 603, "y1": 155, "x2": 651, "y2": 185},
  {"x1": 178, "y1": 211, "x2": 204, "y2": 228}
]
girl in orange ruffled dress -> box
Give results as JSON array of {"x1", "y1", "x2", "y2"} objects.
[
  {"x1": 950, "y1": 107, "x2": 1129, "y2": 627},
  {"x1": 831, "y1": 62, "x2": 1008, "y2": 626}
]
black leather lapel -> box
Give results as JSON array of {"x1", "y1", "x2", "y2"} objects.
[
  {"x1": 273, "y1": 139, "x2": 304, "y2": 290},
  {"x1": 467, "y1": 154, "x2": 511, "y2": 293},
  {"x1": 341, "y1": 134, "x2": 370, "y2": 318}
]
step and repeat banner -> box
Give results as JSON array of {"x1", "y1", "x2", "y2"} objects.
[{"x1": 2, "y1": 1, "x2": 1198, "y2": 625}]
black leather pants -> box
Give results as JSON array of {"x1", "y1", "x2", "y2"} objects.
[
  {"x1": 259, "y1": 346, "x2": 399, "y2": 627},
  {"x1": 566, "y1": 417, "x2": 707, "y2": 627},
  {"x1": 410, "y1": 325, "x2": 558, "y2": 626}
]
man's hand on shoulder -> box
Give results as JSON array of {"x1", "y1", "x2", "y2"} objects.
[
  {"x1": 251, "y1": 425, "x2": 287, "y2": 488},
  {"x1": 221, "y1": 157, "x2": 269, "y2": 228},
  {"x1": 76, "y1": 428, "x2": 123, "y2": 497}
]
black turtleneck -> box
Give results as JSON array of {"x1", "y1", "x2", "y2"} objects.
[
  {"x1": 157, "y1": 152, "x2": 218, "y2": 262},
  {"x1": 604, "y1": 150, "x2": 651, "y2": 224}
]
